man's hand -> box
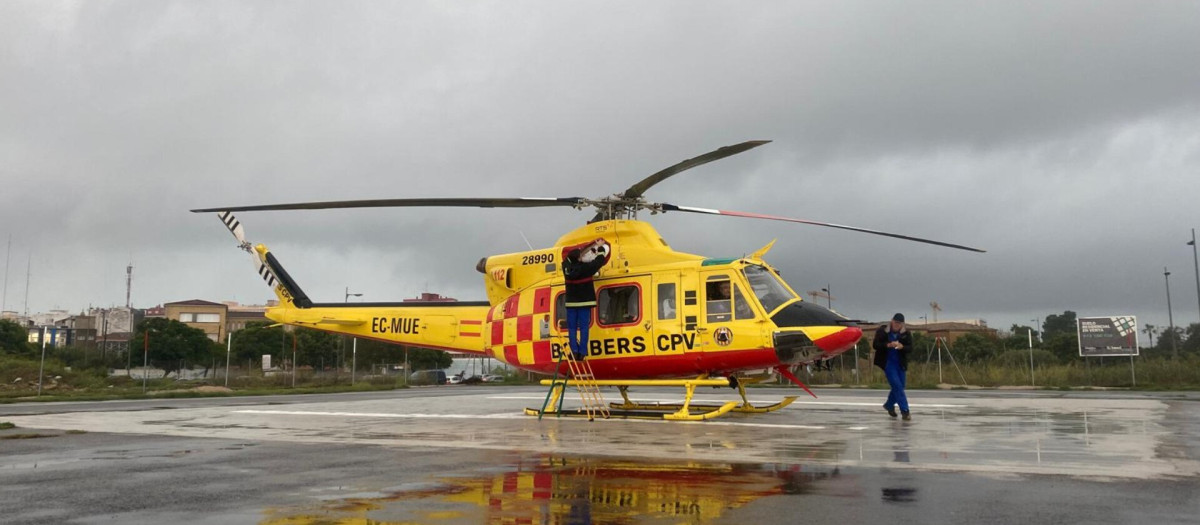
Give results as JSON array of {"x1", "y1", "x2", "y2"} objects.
[{"x1": 591, "y1": 239, "x2": 610, "y2": 257}]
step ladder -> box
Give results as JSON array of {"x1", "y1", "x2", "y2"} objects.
[
  {"x1": 537, "y1": 354, "x2": 609, "y2": 421},
  {"x1": 564, "y1": 355, "x2": 609, "y2": 421}
]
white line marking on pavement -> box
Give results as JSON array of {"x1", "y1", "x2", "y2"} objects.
[
  {"x1": 232, "y1": 409, "x2": 828, "y2": 430},
  {"x1": 485, "y1": 395, "x2": 965, "y2": 408},
  {"x1": 234, "y1": 410, "x2": 524, "y2": 419}
]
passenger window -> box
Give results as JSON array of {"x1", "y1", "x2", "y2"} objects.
[
  {"x1": 597, "y1": 285, "x2": 641, "y2": 326},
  {"x1": 657, "y1": 283, "x2": 677, "y2": 320},
  {"x1": 554, "y1": 292, "x2": 566, "y2": 331},
  {"x1": 556, "y1": 291, "x2": 594, "y2": 330}
]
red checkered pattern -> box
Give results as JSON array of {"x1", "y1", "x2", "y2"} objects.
[{"x1": 487, "y1": 286, "x2": 554, "y2": 366}]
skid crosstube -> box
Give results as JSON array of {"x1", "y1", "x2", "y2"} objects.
[
  {"x1": 527, "y1": 374, "x2": 803, "y2": 422},
  {"x1": 609, "y1": 396, "x2": 797, "y2": 414},
  {"x1": 524, "y1": 402, "x2": 738, "y2": 421}
]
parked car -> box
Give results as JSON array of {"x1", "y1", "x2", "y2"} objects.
[
  {"x1": 447, "y1": 374, "x2": 464, "y2": 385},
  {"x1": 409, "y1": 370, "x2": 447, "y2": 385},
  {"x1": 481, "y1": 374, "x2": 505, "y2": 383}
]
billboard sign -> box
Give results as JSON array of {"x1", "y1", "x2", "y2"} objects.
[{"x1": 1078, "y1": 316, "x2": 1139, "y2": 357}]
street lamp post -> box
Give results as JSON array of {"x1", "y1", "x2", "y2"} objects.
[
  {"x1": 1165, "y1": 267, "x2": 1178, "y2": 360},
  {"x1": 1027, "y1": 326, "x2": 1035, "y2": 387},
  {"x1": 36, "y1": 327, "x2": 47, "y2": 396},
  {"x1": 142, "y1": 330, "x2": 149, "y2": 393},
  {"x1": 1189, "y1": 229, "x2": 1200, "y2": 327},
  {"x1": 224, "y1": 332, "x2": 231, "y2": 387},
  {"x1": 821, "y1": 285, "x2": 832, "y2": 309},
  {"x1": 343, "y1": 287, "x2": 362, "y2": 381}
]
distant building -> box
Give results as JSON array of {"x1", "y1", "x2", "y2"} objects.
[
  {"x1": 15, "y1": 310, "x2": 73, "y2": 348},
  {"x1": 26, "y1": 325, "x2": 74, "y2": 348},
  {"x1": 10, "y1": 307, "x2": 142, "y2": 351},
  {"x1": 63, "y1": 313, "x2": 98, "y2": 348},
  {"x1": 26, "y1": 310, "x2": 71, "y2": 328},
  {"x1": 164, "y1": 299, "x2": 228, "y2": 342},
  {"x1": 89, "y1": 306, "x2": 139, "y2": 334},
  {"x1": 78, "y1": 307, "x2": 142, "y2": 352},
  {"x1": 404, "y1": 292, "x2": 458, "y2": 302},
  {"x1": 224, "y1": 301, "x2": 271, "y2": 334},
  {"x1": 103, "y1": 332, "x2": 133, "y2": 353},
  {"x1": 59, "y1": 307, "x2": 143, "y2": 349},
  {"x1": 143, "y1": 305, "x2": 166, "y2": 318}
]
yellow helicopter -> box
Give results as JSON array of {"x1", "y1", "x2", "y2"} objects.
[{"x1": 193, "y1": 140, "x2": 982, "y2": 421}]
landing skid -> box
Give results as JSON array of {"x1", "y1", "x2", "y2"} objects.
[
  {"x1": 526, "y1": 375, "x2": 801, "y2": 422},
  {"x1": 610, "y1": 378, "x2": 797, "y2": 415}
]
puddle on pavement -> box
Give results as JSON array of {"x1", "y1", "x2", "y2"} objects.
[{"x1": 261, "y1": 454, "x2": 852, "y2": 524}]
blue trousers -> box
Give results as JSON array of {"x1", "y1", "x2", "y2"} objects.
[
  {"x1": 566, "y1": 307, "x2": 591, "y2": 359},
  {"x1": 884, "y1": 363, "x2": 909, "y2": 413}
]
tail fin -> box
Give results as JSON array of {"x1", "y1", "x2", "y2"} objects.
[
  {"x1": 213, "y1": 211, "x2": 312, "y2": 308},
  {"x1": 254, "y1": 245, "x2": 313, "y2": 308}
]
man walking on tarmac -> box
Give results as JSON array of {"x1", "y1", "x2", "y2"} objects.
[
  {"x1": 562, "y1": 238, "x2": 611, "y2": 360},
  {"x1": 873, "y1": 313, "x2": 914, "y2": 420}
]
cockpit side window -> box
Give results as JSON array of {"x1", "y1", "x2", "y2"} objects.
[
  {"x1": 733, "y1": 285, "x2": 755, "y2": 320},
  {"x1": 743, "y1": 264, "x2": 797, "y2": 314}
]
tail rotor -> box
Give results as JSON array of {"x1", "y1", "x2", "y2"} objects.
[{"x1": 212, "y1": 211, "x2": 283, "y2": 298}]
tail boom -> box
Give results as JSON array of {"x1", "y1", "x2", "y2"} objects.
[{"x1": 266, "y1": 304, "x2": 490, "y2": 355}]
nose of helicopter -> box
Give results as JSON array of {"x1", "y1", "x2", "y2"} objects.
[
  {"x1": 772, "y1": 325, "x2": 862, "y2": 365},
  {"x1": 769, "y1": 300, "x2": 863, "y2": 365},
  {"x1": 811, "y1": 325, "x2": 862, "y2": 353}
]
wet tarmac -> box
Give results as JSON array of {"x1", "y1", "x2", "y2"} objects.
[{"x1": 2, "y1": 388, "x2": 1198, "y2": 524}]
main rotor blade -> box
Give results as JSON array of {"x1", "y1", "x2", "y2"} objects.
[
  {"x1": 191, "y1": 197, "x2": 586, "y2": 213},
  {"x1": 620, "y1": 140, "x2": 771, "y2": 200},
  {"x1": 660, "y1": 204, "x2": 986, "y2": 253}
]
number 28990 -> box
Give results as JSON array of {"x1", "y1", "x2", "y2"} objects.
[{"x1": 521, "y1": 253, "x2": 554, "y2": 265}]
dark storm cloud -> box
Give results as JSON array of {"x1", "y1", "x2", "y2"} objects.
[{"x1": 1, "y1": 1, "x2": 1198, "y2": 333}]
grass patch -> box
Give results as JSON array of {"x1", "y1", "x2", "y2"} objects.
[
  {"x1": 0, "y1": 433, "x2": 55, "y2": 440},
  {"x1": 791, "y1": 354, "x2": 1200, "y2": 390},
  {"x1": 0, "y1": 422, "x2": 14, "y2": 430},
  {"x1": 65, "y1": 429, "x2": 86, "y2": 435}
]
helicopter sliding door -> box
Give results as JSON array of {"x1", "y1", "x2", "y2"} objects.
[
  {"x1": 696, "y1": 270, "x2": 759, "y2": 355},
  {"x1": 592, "y1": 275, "x2": 650, "y2": 360},
  {"x1": 651, "y1": 272, "x2": 688, "y2": 358}
]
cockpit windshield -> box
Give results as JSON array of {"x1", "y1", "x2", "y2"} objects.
[{"x1": 743, "y1": 264, "x2": 797, "y2": 313}]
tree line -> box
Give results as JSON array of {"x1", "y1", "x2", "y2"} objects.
[
  {"x1": 0, "y1": 318, "x2": 450, "y2": 378},
  {"x1": 7, "y1": 311, "x2": 1197, "y2": 378}
]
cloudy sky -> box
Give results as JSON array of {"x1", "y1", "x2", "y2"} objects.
[{"x1": 2, "y1": 1, "x2": 1198, "y2": 336}]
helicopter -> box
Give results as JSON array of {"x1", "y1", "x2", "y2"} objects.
[{"x1": 193, "y1": 140, "x2": 983, "y2": 421}]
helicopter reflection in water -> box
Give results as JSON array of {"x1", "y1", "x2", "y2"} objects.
[{"x1": 260, "y1": 455, "x2": 855, "y2": 524}]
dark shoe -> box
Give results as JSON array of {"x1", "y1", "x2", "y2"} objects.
[
  {"x1": 886, "y1": 406, "x2": 898, "y2": 418},
  {"x1": 901, "y1": 411, "x2": 912, "y2": 421}
]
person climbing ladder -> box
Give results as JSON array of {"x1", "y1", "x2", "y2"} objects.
[{"x1": 562, "y1": 238, "x2": 611, "y2": 360}]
